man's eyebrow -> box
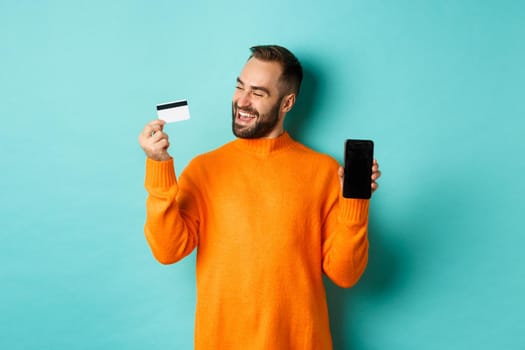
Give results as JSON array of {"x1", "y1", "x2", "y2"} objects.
[{"x1": 236, "y1": 77, "x2": 271, "y2": 96}]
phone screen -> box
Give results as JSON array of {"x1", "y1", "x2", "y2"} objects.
[{"x1": 343, "y1": 139, "x2": 374, "y2": 199}]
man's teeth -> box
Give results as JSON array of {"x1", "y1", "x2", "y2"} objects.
[{"x1": 239, "y1": 111, "x2": 256, "y2": 118}]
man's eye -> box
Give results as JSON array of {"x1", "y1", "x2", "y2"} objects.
[
  {"x1": 236, "y1": 85, "x2": 243, "y2": 90},
  {"x1": 253, "y1": 92, "x2": 264, "y2": 97}
]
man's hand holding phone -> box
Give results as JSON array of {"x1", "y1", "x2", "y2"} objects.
[{"x1": 138, "y1": 120, "x2": 172, "y2": 161}]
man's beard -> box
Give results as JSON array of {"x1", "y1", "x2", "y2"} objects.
[{"x1": 231, "y1": 100, "x2": 281, "y2": 139}]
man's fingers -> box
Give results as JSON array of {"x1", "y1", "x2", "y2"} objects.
[
  {"x1": 157, "y1": 138, "x2": 170, "y2": 150},
  {"x1": 138, "y1": 119, "x2": 172, "y2": 161},
  {"x1": 145, "y1": 135, "x2": 170, "y2": 155},
  {"x1": 372, "y1": 170, "x2": 381, "y2": 181},
  {"x1": 372, "y1": 159, "x2": 379, "y2": 172},
  {"x1": 371, "y1": 160, "x2": 380, "y2": 193},
  {"x1": 142, "y1": 119, "x2": 165, "y2": 137},
  {"x1": 148, "y1": 119, "x2": 165, "y2": 128},
  {"x1": 371, "y1": 159, "x2": 380, "y2": 180},
  {"x1": 338, "y1": 166, "x2": 345, "y2": 178},
  {"x1": 148, "y1": 123, "x2": 164, "y2": 136},
  {"x1": 150, "y1": 130, "x2": 168, "y2": 143}
]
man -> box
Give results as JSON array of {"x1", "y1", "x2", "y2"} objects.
[{"x1": 138, "y1": 45, "x2": 381, "y2": 349}]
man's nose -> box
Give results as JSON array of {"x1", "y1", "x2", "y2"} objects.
[{"x1": 236, "y1": 91, "x2": 251, "y2": 108}]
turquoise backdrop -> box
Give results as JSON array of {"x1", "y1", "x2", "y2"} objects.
[{"x1": 1, "y1": 0, "x2": 524, "y2": 349}]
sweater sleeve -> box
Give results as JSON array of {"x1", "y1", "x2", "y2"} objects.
[
  {"x1": 321, "y1": 195, "x2": 370, "y2": 288},
  {"x1": 143, "y1": 157, "x2": 199, "y2": 264}
]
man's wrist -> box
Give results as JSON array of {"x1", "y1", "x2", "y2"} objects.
[{"x1": 148, "y1": 153, "x2": 172, "y2": 162}]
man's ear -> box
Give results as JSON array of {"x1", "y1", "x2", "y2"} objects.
[{"x1": 281, "y1": 93, "x2": 296, "y2": 113}]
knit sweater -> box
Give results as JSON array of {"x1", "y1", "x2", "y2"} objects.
[{"x1": 144, "y1": 132, "x2": 369, "y2": 350}]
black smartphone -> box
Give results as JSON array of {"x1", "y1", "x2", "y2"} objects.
[{"x1": 343, "y1": 139, "x2": 374, "y2": 199}]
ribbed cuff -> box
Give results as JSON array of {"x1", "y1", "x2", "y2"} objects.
[
  {"x1": 145, "y1": 157, "x2": 177, "y2": 189},
  {"x1": 338, "y1": 197, "x2": 370, "y2": 223}
]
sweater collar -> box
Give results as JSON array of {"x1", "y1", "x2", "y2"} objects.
[{"x1": 232, "y1": 132, "x2": 294, "y2": 156}]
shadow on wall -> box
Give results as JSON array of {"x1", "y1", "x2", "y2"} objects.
[
  {"x1": 284, "y1": 59, "x2": 321, "y2": 140},
  {"x1": 285, "y1": 59, "x2": 404, "y2": 349},
  {"x1": 324, "y1": 218, "x2": 403, "y2": 349},
  {"x1": 291, "y1": 57, "x2": 477, "y2": 349},
  {"x1": 323, "y1": 174, "x2": 470, "y2": 349}
]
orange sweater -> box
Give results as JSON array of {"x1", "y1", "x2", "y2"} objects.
[{"x1": 144, "y1": 132, "x2": 369, "y2": 350}]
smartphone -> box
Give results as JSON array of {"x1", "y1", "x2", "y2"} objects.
[{"x1": 343, "y1": 139, "x2": 374, "y2": 199}]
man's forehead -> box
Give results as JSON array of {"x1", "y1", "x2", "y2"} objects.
[{"x1": 239, "y1": 58, "x2": 283, "y2": 87}]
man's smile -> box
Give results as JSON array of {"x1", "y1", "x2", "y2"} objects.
[{"x1": 236, "y1": 108, "x2": 258, "y2": 125}]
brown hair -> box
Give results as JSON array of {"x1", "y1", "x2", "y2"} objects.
[{"x1": 249, "y1": 45, "x2": 303, "y2": 96}]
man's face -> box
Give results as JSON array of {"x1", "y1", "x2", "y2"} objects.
[{"x1": 232, "y1": 58, "x2": 286, "y2": 139}]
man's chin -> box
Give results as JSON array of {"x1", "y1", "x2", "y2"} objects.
[{"x1": 233, "y1": 125, "x2": 255, "y2": 138}]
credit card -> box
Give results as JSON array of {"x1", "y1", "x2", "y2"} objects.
[{"x1": 156, "y1": 100, "x2": 190, "y2": 123}]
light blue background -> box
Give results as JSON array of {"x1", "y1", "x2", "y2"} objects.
[{"x1": 1, "y1": 0, "x2": 524, "y2": 349}]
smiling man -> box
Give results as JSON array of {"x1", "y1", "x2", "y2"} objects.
[
  {"x1": 232, "y1": 49, "x2": 297, "y2": 139},
  {"x1": 138, "y1": 45, "x2": 381, "y2": 349}
]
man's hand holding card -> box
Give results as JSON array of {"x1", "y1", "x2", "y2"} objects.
[{"x1": 138, "y1": 99, "x2": 191, "y2": 161}]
